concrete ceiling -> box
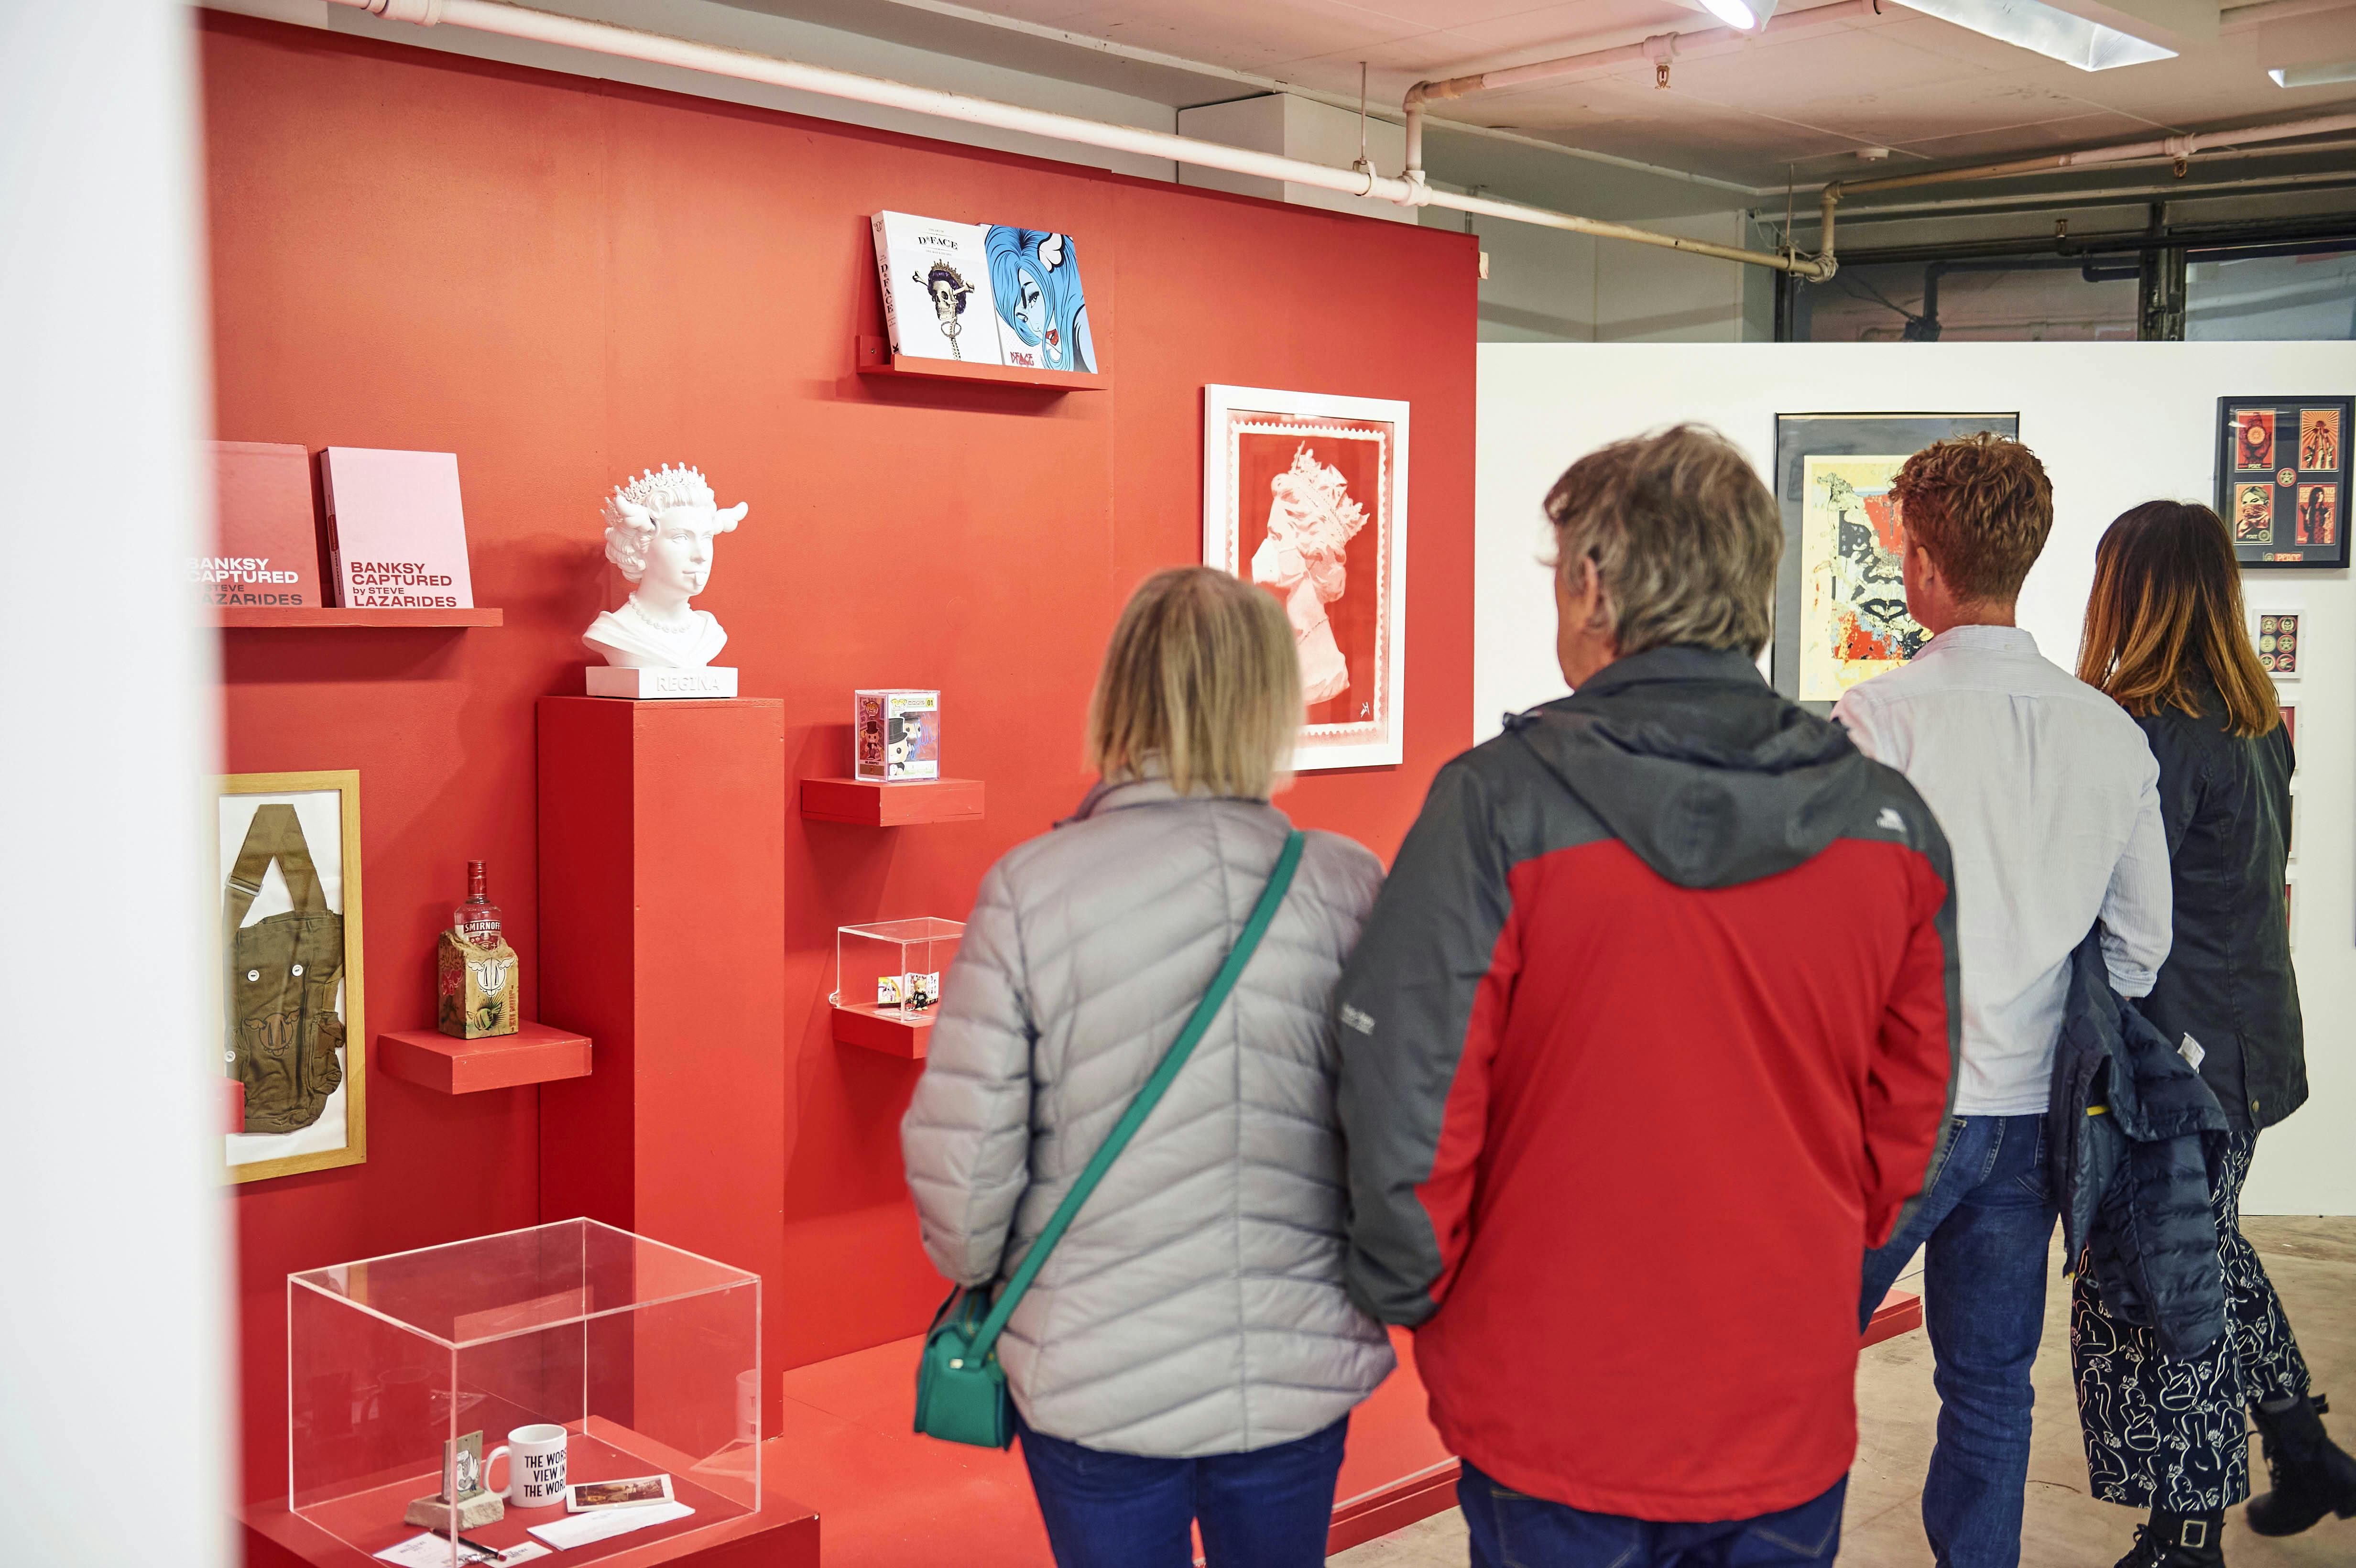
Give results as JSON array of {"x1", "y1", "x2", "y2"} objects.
[{"x1": 728, "y1": 0, "x2": 2356, "y2": 193}]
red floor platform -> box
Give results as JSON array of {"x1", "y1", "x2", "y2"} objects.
[{"x1": 770, "y1": 1290, "x2": 1923, "y2": 1568}]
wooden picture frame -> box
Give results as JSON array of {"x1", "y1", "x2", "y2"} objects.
[
  {"x1": 217, "y1": 770, "x2": 366, "y2": 1185},
  {"x1": 1203, "y1": 384, "x2": 1410, "y2": 771}
]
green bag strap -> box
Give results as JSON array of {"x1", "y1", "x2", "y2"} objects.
[
  {"x1": 965, "y1": 828, "x2": 1307, "y2": 1360},
  {"x1": 225, "y1": 804, "x2": 329, "y2": 931}
]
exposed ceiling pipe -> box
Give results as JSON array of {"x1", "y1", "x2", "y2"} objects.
[
  {"x1": 1817, "y1": 110, "x2": 2356, "y2": 262},
  {"x1": 328, "y1": 0, "x2": 1838, "y2": 278},
  {"x1": 2220, "y1": 0, "x2": 2356, "y2": 27}
]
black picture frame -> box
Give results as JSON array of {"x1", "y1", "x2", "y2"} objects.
[
  {"x1": 2218, "y1": 396, "x2": 2351, "y2": 570},
  {"x1": 1772, "y1": 413, "x2": 2019, "y2": 714}
]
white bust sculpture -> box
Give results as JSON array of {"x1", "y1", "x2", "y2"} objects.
[{"x1": 582, "y1": 464, "x2": 748, "y2": 670}]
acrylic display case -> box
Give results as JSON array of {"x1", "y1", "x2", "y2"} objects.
[
  {"x1": 288, "y1": 1219, "x2": 759, "y2": 1566},
  {"x1": 832, "y1": 917, "x2": 963, "y2": 1021},
  {"x1": 853, "y1": 688, "x2": 941, "y2": 782}
]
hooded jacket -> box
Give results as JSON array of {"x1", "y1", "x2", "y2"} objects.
[
  {"x1": 2049, "y1": 929, "x2": 2230, "y2": 1361},
  {"x1": 1334, "y1": 646, "x2": 1960, "y2": 1522}
]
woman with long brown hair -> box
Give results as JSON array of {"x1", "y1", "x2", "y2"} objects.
[{"x1": 2071, "y1": 500, "x2": 2355, "y2": 1568}]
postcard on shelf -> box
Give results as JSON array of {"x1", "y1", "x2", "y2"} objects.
[
  {"x1": 203, "y1": 441, "x2": 323, "y2": 608},
  {"x1": 565, "y1": 1474, "x2": 676, "y2": 1512},
  {"x1": 319, "y1": 446, "x2": 476, "y2": 609}
]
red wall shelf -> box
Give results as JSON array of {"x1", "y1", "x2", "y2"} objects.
[
  {"x1": 377, "y1": 1021, "x2": 591, "y2": 1094},
  {"x1": 799, "y1": 776, "x2": 983, "y2": 826},
  {"x1": 217, "y1": 606, "x2": 504, "y2": 629},
  {"x1": 832, "y1": 1005, "x2": 932, "y2": 1058},
  {"x1": 855, "y1": 334, "x2": 1106, "y2": 392}
]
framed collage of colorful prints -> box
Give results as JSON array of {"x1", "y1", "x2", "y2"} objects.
[
  {"x1": 1204, "y1": 385, "x2": 1408, "y2": 771},
  {"x1": 2219, "y1": 395, "x2": 2350, "y2": 569},
  {"x1": 217, "y1": 770, "x2": 366, "y2": 1185},
  {"x1": 1772, "y1": 412, "x2": 2019, "y2": 713}
]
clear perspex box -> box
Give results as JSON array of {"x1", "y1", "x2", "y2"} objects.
[
  {"x1": 833, "y1": 917, "x2": 964, "y2": 1021},
  {"x1": 288, "y1": 1219, "x2": 759, "y2": 1565}
]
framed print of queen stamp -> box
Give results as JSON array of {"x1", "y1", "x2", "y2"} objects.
[
  {"x1": 2221, "y1": 395, "x2": 2350, "y2": 569},
  {"x1": 1204, "y1": 385, "x2": 1409, "y2": 771}
]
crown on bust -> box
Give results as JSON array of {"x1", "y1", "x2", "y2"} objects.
[{"x1": 607, "y1": 463, "x2": 716, "y2": 521}]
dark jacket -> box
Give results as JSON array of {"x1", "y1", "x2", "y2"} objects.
[
  {"x1": 2049, "y1": 929, "x2": 2231, "y2": 1360},
  {"x1": 2132, "y1": 673, "x2": 2303, "y2": 1130},
  {"x1": 1334, "y1": 646, "x2": 1960, "y2": 1523}
]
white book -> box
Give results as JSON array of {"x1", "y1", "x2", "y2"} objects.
[{"x1": 873, "y1": 211, "x2": 1003, "y2": 366}]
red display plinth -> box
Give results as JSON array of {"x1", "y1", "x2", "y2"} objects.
[
  {"x1": 223, "y1": 1077, "x2": 246, "y2": 1133},
  {"x1": 799, "y1": 776, "x2": 983, "y2": 826},
  {"x1": 536, "y1": 697, "x2": 789, "y2": 1437},
  {"x1": 239, "y1": 1434, "x2": 819, "y2": 1568},
  {"x1": 377, "y1": 1020, "x2": 592, "y2": 1094},
  {"x1": 831, "y1": 1004, "x2": 934, "y2": 1058}
]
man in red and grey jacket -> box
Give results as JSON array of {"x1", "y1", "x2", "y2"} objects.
[{"x1": 1335, "y1": 425, "x2": 1960, "y2": 1567}]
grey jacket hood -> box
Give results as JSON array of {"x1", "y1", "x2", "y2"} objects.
[{"x1": 1505, "y1": 645, "x2": 1880, "y2": 890}]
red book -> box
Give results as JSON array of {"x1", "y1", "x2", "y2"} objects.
[
  {"x1": 319, "y1": 446, "x2": 476, "y2": 610},
  {"x1": 203, "y1": 441, "x2": 323, "y2": 608}
]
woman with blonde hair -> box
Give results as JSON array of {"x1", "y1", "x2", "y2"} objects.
[
  {"x1": 901, "y1": 565, "x2": 1394, "y2": 1567},
  {"x1": 2071, "y1": 501, "x2": 2354, "y2": 1568}
]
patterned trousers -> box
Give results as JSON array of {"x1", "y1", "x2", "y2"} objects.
[{"x1": 2069, "y1": 1130, "x2": 2312, "y2": 1512}]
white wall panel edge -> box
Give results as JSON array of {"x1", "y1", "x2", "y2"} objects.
[{"x1": 1477, "y1": 340, "x2": 2356, "y2": 1214}]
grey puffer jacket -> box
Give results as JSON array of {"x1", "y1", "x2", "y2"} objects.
[{"x1": 901, "y1": 777, "x2": 1396, "y2": 1457}]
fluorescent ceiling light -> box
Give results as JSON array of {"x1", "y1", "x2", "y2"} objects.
[
  {"x1": 1697, "y1": 0, "x2": 1782, "y2": 28},
  {"x1": 1887, "y1": 0, "x2": 2176, "y2": 70},
  {"x1": 2269, "y1": 60, "x2": 2356, "y2": 87}
]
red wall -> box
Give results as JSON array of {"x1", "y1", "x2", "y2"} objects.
[{"x1": 203, "y1": 12, "x2": 1475, "y2": 1507}]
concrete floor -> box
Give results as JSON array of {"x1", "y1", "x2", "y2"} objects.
[{"x1": 1331, "y1": 1217, "x2": 2356, "y2": 1567}]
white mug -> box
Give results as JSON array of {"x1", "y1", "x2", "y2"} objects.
[{"x1": 486, "y1": 1423, "x2": 568, "y2": 1508}]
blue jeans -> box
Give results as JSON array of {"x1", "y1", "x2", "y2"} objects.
[
  {"x1": 1016, "y1": 1410, "x2": 1347, "y2": 1568},
  {"x1": 1459, "y1": 1461, "x2": 1847, "y2": 1567},
  {"x1": 1860, "y1": 1112, "x2": 2056, "y2": 1568}
]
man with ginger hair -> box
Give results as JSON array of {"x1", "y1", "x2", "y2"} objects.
[{"x1": 1836, "y1": 435, "x2": 2173, "y2": 1568}]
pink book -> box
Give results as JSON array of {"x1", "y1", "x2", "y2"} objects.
[
  {"x1": 319, "y1": 446, "x2": 475, "y2": 609},
  {"x1": 204, "y1": 441, "x2": 323, "y2": 608}
]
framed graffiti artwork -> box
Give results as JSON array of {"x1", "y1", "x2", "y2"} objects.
[
  {"x1": 217, "y1": 770, "x2": 367, "y2": 1185},
  {"x1": 1204, "y1": 385, "x2": 1409, "y2": 771},
  {"x1": 1771, "y1": 412, "x2": 2019, "y2": 713},
  {"x1": 2217, "y1": 395, "x2": 2350, "y2": 570}
]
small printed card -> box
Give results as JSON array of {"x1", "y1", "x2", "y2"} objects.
[
  {"x1": 372, "y1": 1534, "x2": 551, "y2": 1566},
  {"x1": 564, "y1": 1473, "x2": 676, "y2": 1512},
  {"x1": 528, "y1": 1500, "x2": 695, "y2": 1549}
]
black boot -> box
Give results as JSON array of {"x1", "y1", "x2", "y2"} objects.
[
  {"x1": 2247, "y1": 1393, "x2": 2356, "y2": 1536},
  {"x1": 2114, "y1": 1510, "x2": 2225, "y2": 1568}
]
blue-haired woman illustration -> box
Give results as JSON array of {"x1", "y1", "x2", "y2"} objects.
[{"x1": 984, "y1": 227, "x2": 1095, "y2": 374}]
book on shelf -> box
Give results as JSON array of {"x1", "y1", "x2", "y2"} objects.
[
  {"x1": 202, "y1": 441, "x2": 323, "y2": 609},
  {"x1": 873, "y1": 211, "x2": 1096, "y2": 374},
  {"x1": 319, "y1": 446, "x2": 476, "y2": 610}
]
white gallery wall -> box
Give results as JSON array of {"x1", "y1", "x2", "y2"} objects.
[{"x1": 1478, "y1": 341, "x2": 2356, "y2": 1215}]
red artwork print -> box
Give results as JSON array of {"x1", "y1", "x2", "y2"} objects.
[{"x1": 1234, "y1": 422, "x2": 1388, "y2": 730}]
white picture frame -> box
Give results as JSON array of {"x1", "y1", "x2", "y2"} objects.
[{"x1": 1203, "y1": 384, "x2": 1409, "y2": 772}]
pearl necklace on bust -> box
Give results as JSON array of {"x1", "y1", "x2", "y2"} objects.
[{"x1": 618, "y1": 595, "x2": 704, "y2": 647}]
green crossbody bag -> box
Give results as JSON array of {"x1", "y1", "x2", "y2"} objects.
[{"x1": 913, "y1": 829, "x2": 1308, "y2": 1449}]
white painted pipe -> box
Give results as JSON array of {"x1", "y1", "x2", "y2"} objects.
[
  {"x1": 1409, "y1": 0, "x2": 1872, "y2": 107},
  {"x1": 328, "y1": 0, "x2": 1837, "y2": 278},
  {"x1": 1827, "y1": 110, "x2": 2356, "y2": 203}
]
